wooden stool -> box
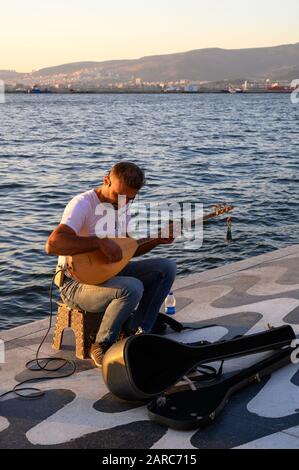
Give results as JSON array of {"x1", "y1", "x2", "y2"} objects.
[{"x1": 52, "y1": 302, "x2": 102, "y2": 359}]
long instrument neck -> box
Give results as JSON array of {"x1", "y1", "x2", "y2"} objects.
[{"x1": 136, "y1": 206, "x2": 233, "y2": 247}]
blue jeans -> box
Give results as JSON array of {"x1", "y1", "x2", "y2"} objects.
[{"x1": 59, "y1": 257, "x2": 176, "y2": 345}]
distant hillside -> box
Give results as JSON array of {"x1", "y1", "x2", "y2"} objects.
[
  {"x1": 268, "y1": 64, "x2": 299, "y2": 81},
  {"x1": 2, "y1": 42, "x2": 299, "y2": 83},
  {"x1": 33, "y1": 61, "x2": 102, "y2": 76},
  {"x1": 34, "y1": 43, "x2": 299, "y2": 81}
]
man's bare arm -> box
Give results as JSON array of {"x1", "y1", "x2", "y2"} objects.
[
  {"x1": 45, "y1": 224, "x2": 123, "y2": 262},
  {"x1": 133, "y1": 238, "x2": 160, "y2": 257},
  {"x1": 131, "y1": 236, "x2": 174, "y2": 258}
]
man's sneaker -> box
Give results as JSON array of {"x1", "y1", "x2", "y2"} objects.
[
  {"x1": 89, "y1": 342, "x2": 111, "y2": 368},
  {"x1": 135, "y1": 326, "x2": 146, "y2": 335}
]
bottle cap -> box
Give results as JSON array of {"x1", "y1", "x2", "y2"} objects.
[{"x1": 169, "y1": 291, "x2": 173, "y2": 295}]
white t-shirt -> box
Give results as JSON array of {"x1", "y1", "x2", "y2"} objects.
[{"x1": 57, "y1": 189, "x2": 131, "y2": 276}]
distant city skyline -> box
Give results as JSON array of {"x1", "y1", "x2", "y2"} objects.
[{"x1": 2, "y1": 0, "x2": 299, "y2": 72}]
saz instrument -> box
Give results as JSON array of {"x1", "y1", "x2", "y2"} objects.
[
  {"x1": 66, "y1": 203, "x2": 234, "y2": 285},
  {"x1": 102, "y1": 325, "x2": 295, "y2": 402},
  {"x1": 147, "y1": 346, "x2": 294, "y2": 430}
]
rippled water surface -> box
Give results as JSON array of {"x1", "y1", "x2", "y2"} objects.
[{"x1": 0, "y1": 93, "x2": 299, "y2": 329}]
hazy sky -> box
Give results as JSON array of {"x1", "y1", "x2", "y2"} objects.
[{"x1": 2, "y1": 0, "x2": 299, "y2": 71}]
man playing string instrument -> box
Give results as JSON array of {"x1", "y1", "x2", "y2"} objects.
[{"x1": 45, "y1": 162, "x2": 176, "y2": 367}]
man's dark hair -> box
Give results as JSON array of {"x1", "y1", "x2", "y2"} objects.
[{"x1": 110, "y1": 161, "x2": 145, "y2": 190}]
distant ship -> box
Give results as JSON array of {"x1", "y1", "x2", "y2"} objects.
[
  {"x1": 28, "y1": 85, "x2": 41, "y2": 94},
  {"x1": 220, "y1": 86, "x2": 244, "y2": 94},
  {"x1": 267, "y1": 83, "x2": 292, "y2": 92},
  {"x1": 228, "y1": 86, "x2": 243, "y2": 94},
  {"x1": 28, "y1": 85, "x2": 52, "y2": 94}
]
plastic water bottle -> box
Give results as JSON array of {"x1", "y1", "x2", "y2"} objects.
[{"x1": 165, "y1": 291, "x2": 176, "y2": 315}]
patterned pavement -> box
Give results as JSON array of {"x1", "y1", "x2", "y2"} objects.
[{"x1": 1, "y1": 244, "x2": 299, "y2": 449}]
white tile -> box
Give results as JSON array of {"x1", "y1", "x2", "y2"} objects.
[{"x1": 235, "y1": 431, "x2": 299, "y2": 449}]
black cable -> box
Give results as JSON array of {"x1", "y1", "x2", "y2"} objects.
[{"x1": 0, "y1": 270, "x2": 76, "y2": 400}]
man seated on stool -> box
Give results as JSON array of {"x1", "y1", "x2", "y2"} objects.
[{"x1": 45, "y1": 161, "x2": 176, "y2": 367}]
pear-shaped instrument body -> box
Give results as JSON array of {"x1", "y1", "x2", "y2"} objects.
[{"x1": 66, "y1": 237, "x2": 139, "y2": 285}]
